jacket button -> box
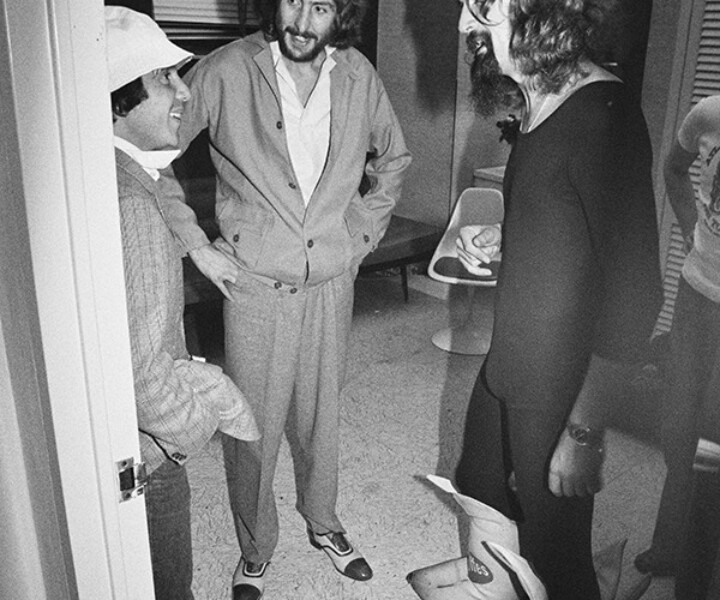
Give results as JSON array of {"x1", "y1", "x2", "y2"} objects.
[
  {"x1": 233, "y1": 234, "x2": 240, "y2": 243},
  {"x1": 274, "y1": 281, "x2": 282, "y2": 289},
  {"x1": 289, "y1": 287, "x2": 298, "y2": 294},
  {"x1": 171, "y1": 452, "x2": 186, "y2": 462},
  {"x1": 307, "y1": 239, "x2": 314, "y2": 248},
  {"x1": 363, "y1": 234, "x2": 370, "y2": 243},
  {"x1": 289, "y1": 182, "x2": 297, "y2": 189},
  {"x1": 276, "y1": 121, "x2": 283, "y2": 129}
]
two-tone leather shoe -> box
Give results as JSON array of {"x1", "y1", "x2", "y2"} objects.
[
  {"x1": 232, "y1": 558, "x2": 269, "y2": 600},
  {"x1": 307, "y1": 528, "x2": 373, "y2": 581}
]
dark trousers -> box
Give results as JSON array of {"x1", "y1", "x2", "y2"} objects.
[
  {"x1": 667, "y1": 280, "x2": 720, "y2": 600},
  {"x1": 455, "y1": 367, "x2": 600, "y2": 600},
  {"x1": 651, "y1": 279, "x2": 720, "y2": 570},
  {"x1": 145, "y1": 460, "x2": 194, "y2": 600},
  {"x1": 676, "y1": 471, "x2": 720, "y2": 600}
]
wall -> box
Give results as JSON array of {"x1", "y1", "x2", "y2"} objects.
[{"x1": 376, "y1": 0, "x2": 463, "y2": 226}]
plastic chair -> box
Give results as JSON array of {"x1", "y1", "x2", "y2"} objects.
[{"x1": 428, "y1": 187, "x2": 504, "y2": 355}]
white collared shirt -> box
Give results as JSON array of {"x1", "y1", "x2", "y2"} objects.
[
  {"x1": 271, "y1": 41, "x2": 335, "y2": 206},
  {"x1": 114, "y1": 136, "x2": 180, "y2": 181}
]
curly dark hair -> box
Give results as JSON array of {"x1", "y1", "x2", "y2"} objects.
[
  {"x1": 255, "y1": 0, "x2": 367, "y2": 50},
  {"x1": 111, "y1": 77, "x2": 148, "y2": 121},
  {"x1": 469, "y1": 0, "x2": 614, "y2": 94}
]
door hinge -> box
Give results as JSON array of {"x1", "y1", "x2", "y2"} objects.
[{"x1": 116, "y1": 457, "x2": 148, "y2": 503}]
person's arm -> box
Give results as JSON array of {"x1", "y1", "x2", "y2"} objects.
[
  {"x1": 664, "y1": 136, "x2": 699, "y2": 250},
  {"x1": 548, "y1": 354, "x2": 634, "y2": 496},
  {"x1": 120, "y1": 191, "x2": 226, "y2": 463},
  {"x1": 187, "y1": 244, "x2": 239, "y2": 301},
  {"x1": 157, "y1": 59, "x2": 240, "y2": 300},
  {"x1": 360, "y1": 79, "x2": 412, "y2": 248},
  {"x1": 548, "y1": 98, "x2": 660, "y2": 497},
  {"x1": 546, "y1": 143, "x2": 617, "y2": 497},
  {"x1": 156, "y1": 172, "x2": 239, "y2": 301}
]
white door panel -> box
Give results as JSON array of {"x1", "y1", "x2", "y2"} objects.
[{"x1": 5, "y1": 0, "x2": 154, "y2": 597}]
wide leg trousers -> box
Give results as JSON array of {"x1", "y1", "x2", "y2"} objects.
[{"x1": 222, "y1": 269, "x2": 355, "y2": 563}]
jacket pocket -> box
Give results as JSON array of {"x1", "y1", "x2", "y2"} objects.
[
  {"x1": 220, "y1": 204, "x2": 273, "y2": 271},
  {"x1": 344, "y1": 201, "x2": 374, "y2": 265}
]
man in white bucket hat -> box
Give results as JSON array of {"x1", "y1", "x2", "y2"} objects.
[{"x1": 104, "y1": 6, "x2": 259, "y2": 599}]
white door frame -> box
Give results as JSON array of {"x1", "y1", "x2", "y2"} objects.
[{"x1": 4, "y1": 0, "x2": 154, "y2": 597}]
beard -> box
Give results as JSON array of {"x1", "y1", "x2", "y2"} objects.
[
  {"x1": 277, "y1": 24, "x2": 334, "y2": 63},
  {"x1": 467, "y1": 30, "x2": 522, "y2": 117}
]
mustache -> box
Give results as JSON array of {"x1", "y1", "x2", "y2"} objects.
[
  {"x1": 284, "y1": 26, "x2": 318, "y2": 41},
  {"x1": 466, "y1": 30, "x2": 491, "y2": 60},
  {"x1": 465, "y1": 29, "x2": 521, "y2": 117}
]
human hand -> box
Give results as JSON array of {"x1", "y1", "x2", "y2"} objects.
[
  {"x1": 455, "y1": 224, "x2": 501, "y2": 276},
  {"x1": 188, "y1": 244, "x2": 238, "y2": 301},
  {"x1": 548, "y1": 428, "x2": 605, "y2": 497}
]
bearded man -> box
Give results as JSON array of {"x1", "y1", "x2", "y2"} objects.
[
  {"x1": 410, "y1": 2, "x2": 661, "y2": 600},
  {"x1": 158, "y1": 1, "x2": 410, "y2": 598}
]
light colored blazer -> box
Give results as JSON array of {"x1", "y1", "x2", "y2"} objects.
[
  {"x1": 160, "y1": 31, "x2": 412, "y2": 287},
  {"x1": 116, "y1": 149, "x2": 258, "y2": 473}
]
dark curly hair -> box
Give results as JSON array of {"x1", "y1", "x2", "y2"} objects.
[
  {"x1": 255, "y1": 0, "x2": 367, "y2": 50},
  {"x1": 111, "y1": 77, "x2": 148, "y2": 121},
  {"x1": 470, "y1": 0, "x2": 614, "y2": 94}
]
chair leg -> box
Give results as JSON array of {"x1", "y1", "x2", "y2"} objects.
[{"x1": 432, "y1": 287, "x2": 494, "y2": 355}]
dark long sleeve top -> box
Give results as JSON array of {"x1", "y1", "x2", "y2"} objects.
[{"x1": 485, "y1": 81, "x2": 663, "y2": 408}]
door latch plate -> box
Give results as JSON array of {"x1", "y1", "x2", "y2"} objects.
[{"x1": 116, "y1": 457, "x2": 147, "y2": 502}]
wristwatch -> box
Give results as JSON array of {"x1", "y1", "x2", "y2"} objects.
[{"x1": 566, "y1": 422, "x2": 604, "y2": 451}]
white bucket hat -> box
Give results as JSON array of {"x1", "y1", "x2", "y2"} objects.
[{"x1": 105, "y1": 6, "x2": 194, "y2": 92}]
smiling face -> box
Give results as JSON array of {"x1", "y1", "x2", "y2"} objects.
[
  {"x1": 114, "y1": 66, "x2": 190, "y2": 151},
  {"x1": 276, "y1": 0, "x2": 338, "y2": 63}
]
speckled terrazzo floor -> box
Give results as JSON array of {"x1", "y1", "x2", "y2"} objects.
[{"x1": 184, "y1": 273, "x2": 676, "y2": 600}]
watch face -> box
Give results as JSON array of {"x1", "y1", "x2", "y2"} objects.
[
  {"x1": 574, "y1": 428, "x2": 590, "y2": 444},
  {"x1": 568, "y1": 423, "x2": 602, "y2": 447}
]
